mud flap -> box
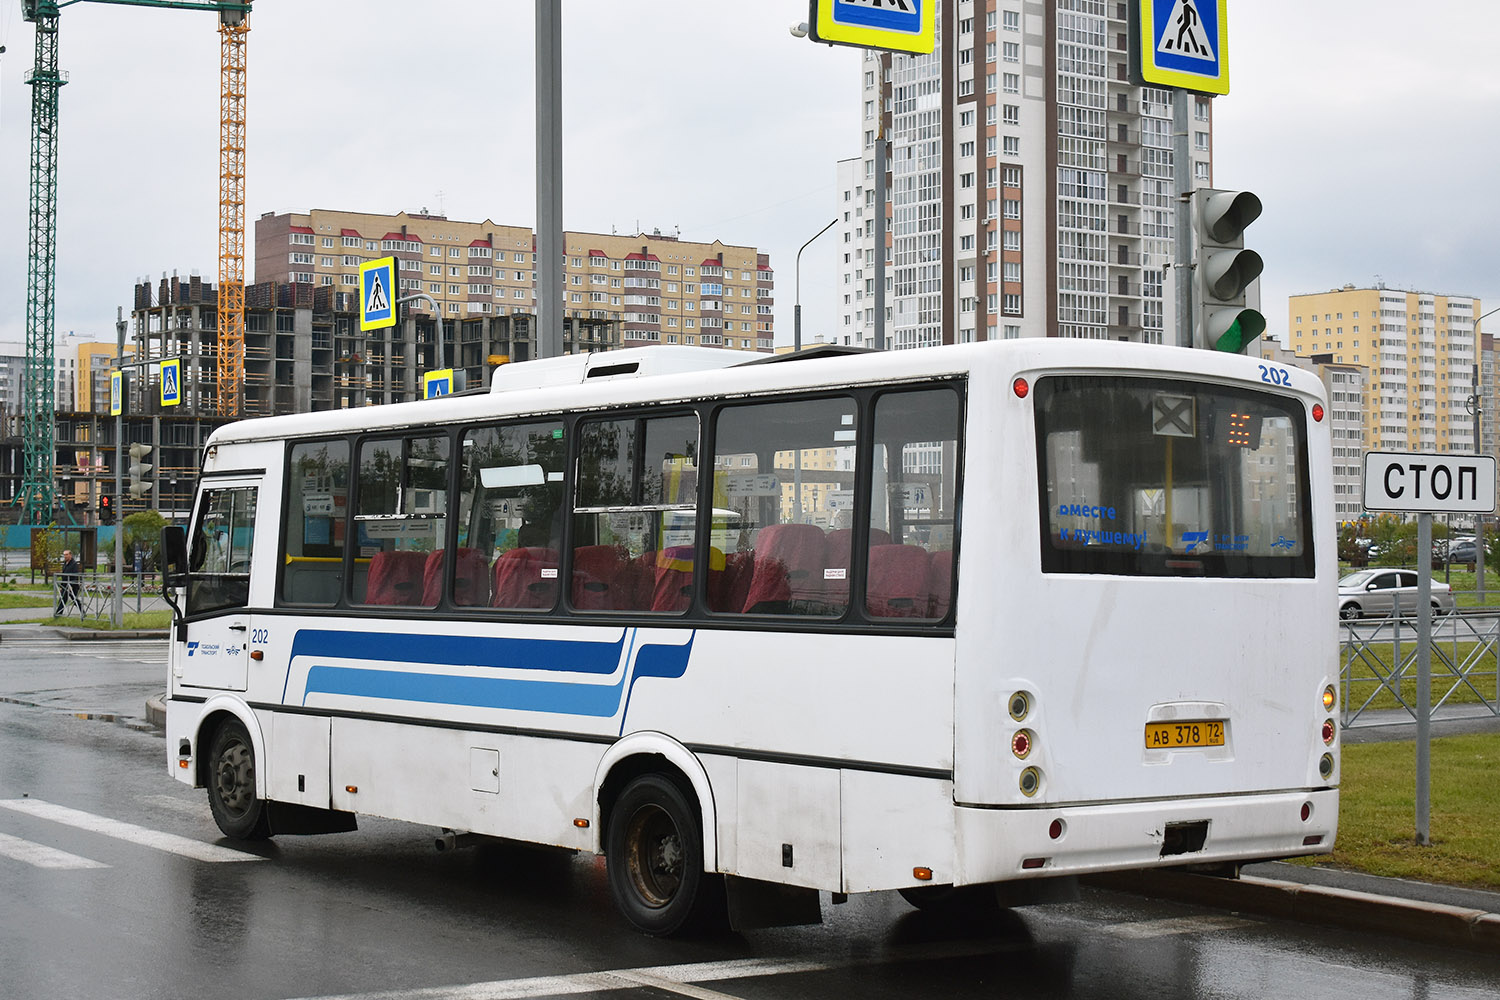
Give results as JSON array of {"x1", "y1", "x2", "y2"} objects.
[
  {"x1": 266, "y1": 801, "x2": 358, "y2": 836},
  {"x1": 725, "y1": 876, "x2": 823, "y2": 930}
]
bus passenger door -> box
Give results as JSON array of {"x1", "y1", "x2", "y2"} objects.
[{"x1": 176, "y1": 480, "x2": 260, "y2": 692}]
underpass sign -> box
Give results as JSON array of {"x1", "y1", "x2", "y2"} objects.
[{"x1": 1362, "y1": 451, "x2": 1497, "y2": 514}]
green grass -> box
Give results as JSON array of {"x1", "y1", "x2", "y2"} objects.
[
  {"x1": 0, "y1": 594, "x2": 54, "y2": 609},
  {"x1": 1296, "y1": 734, "x2": 1500, "y2": 890},
  {"x1": 52, "y1": 610, "x2": 173, "y2": 630},
  {"x1": 1342, "y1": 639, "x2": 1499, "y2": 712}
]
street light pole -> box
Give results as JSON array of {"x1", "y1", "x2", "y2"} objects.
[
  {"x1": 794, "y1": 219, "x2": 837, "y2": 352},
  {"x1": 1465, "y1": 304, "x2": 1500, "y2": 598}
]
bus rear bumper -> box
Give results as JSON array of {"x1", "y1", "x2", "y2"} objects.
[{"x1": 951, "y1": 788, "x2": 1338, "y2": 885}]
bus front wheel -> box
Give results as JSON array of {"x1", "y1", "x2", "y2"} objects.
[
  {"x1": 206, "y1": 718, "x2": 271, "y2": 840},
  {"x1": 606, "y1": 773, "x2": 719, "y2": 936}
]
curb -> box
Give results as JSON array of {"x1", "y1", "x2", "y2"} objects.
[
  {"x1": 54, "y1": 629, "x2": 169, "y2": 641},
  {"x1": 1085, "y1": 869, "x2": 1500, "y2": 954},
  {"x1": 145, "y1": 693, "x2": 167, "y2": 730}
]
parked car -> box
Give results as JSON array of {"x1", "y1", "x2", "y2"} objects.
[
  {"x1": 1447, "y1": 540, "x2": 1478, "y2": 567},
  {"x1": 1338, "y1": 569, "x2": 1455, "y2": 621}
]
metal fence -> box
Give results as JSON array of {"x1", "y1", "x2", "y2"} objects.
[
  {"x1": 50, "y1": 572, "x2": 165, "y2": 622},
  {"x1": 1340, "y1": 608, "x2": 1500, "y2": 727}
]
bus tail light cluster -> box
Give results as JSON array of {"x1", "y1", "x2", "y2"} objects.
[
  {"x1": 1318, "y1": 686, "x2": 1337, "y2": 780},
  {"x1": 1009, "y1": 691, "x2": 1042, "y2": 796}
]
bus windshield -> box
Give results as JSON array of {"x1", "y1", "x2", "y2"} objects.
[{"x1": 1036, "y1": 375, "x2": 1313, "y2": 578}]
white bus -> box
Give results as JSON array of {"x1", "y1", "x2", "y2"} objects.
[{"x1": 160, "y1": 340, "x2": 1338, "y2": 935}]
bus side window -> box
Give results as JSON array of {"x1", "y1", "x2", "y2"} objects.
[
  {"x1": 573, "y1": 414, "x2": 699, "y2": 613},
  {"x1": 461, "y1": 421, "x2": 565, "y2": 611},
  {"x1": 352, "y1": 435, "x2": 449, "y2": 607},
  {"x1": 280, "y1": 439, "x2": 349, "y2": 606},
  {"x1": 709, "y1": 396, "x2": 856, "y2": 617},
  {"x1": 187, "y1": 486, "x2": 258, "y2": 617},
  {"x1": 868, "y1": 388, "x2": 961, "y2": 620}
]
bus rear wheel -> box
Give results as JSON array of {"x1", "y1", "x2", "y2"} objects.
[
  {"x1": 206, "y1": 718, "x2": 271, "y2": 840},
  {"x1": 606, "y1": 773, "x2": 719, "y2": 936}
]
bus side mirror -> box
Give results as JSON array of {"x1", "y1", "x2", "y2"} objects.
[{"x1": 161, "y1": 526, "x2": 189, "y2": 589}]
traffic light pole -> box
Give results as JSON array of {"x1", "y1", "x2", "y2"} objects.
[
  {"x1": 113, "y1": 307, "x2": 124, "y2": 627},
  {"x1": 1172, "y1": 88, "x2": 1193, "y2": 349}
]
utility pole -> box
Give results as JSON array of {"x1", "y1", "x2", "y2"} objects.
[
  {"x1": 873, "y1": 53, "x2": 888, "y2": 352},
  {"x1": 113, "y1": 306, "x2": 124, "y2": 628},
  {"x1": 534, "y1": 0, "x2": 564, "y2": 359}
]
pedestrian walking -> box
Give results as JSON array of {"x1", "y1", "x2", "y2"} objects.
[{"x1": 56, "y1": 549, "x2": 82, "y2": 616}]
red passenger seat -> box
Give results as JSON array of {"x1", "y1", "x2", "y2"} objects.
[
  {"x1": 422, "y1": 547, "x2": 492, "y2": 607},
  {"x1": 866, "y1": 544, "x2": 932, "y2": 618},
  {"x1": 364, "y1": 550, "x2": 426, "y2": 606},
  {"x1": 571, "y1": 545, "x2": 626, "y2": 610},
  {"x1": 742, "y1": 523, "x2": 827, "y2": 614},
  {"x1": 651, "y1": 546, "x2": 697, "y2": 612},
  {"x1": 491, "y1": 547, "x2": 559, "y2": 609},
  {"x1": 823, "y1": 527, "x2": 891, "y2": 608},
  {"x1": 926, "y1": 549, "x2": 954, "y2": 619}
]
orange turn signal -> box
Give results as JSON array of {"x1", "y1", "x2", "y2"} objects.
[
  {"x1": 345, "y1": 785, "x2": 358, "y2": 794},
  {"x1": 177, "y1": 759, "x2": 189, "y2": 769},
  {"x1": 574, "y1": 818, "x2": 590, "y2": 829},
  {"x1": 913, "y1": 867, "x2": 933, "y2": 881}
]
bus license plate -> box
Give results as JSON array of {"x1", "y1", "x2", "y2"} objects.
[{"x1": 1144, "y1": 720, "x2": 1225, "y2": 749}]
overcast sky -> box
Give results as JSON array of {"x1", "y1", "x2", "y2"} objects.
[{"x1": 1, "y1": 1, "x2": 1496, "y2": 353}]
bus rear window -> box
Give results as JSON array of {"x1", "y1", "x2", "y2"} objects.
[{"x1": 1035, "y1": 376, "x2": 1313, "y2": 578}]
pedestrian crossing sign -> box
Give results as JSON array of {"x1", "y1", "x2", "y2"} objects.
[
  {"x1": 424, "y1": 369, "x2": 454, "y2": 399},
  {"x1": 1136, "y1": 0, "x2": 1229, "y2": 95},
  {"x1": 810, "y1": 0, "x2": 935, "y2": 56},
  {"x1": 110, "y1": 370, "x2": 122, "y2": 416},
  {"x1": 160, "y1": 358, "x2": 182, "y2": 407},
  {"x1": 360, "y1": 256, "x2": 397, "y2": 331}
]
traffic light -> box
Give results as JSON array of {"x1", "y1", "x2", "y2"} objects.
[
  {"x1": 99, "y1": 495, "x2": 113, "y2": 525},
  {"x1": 128, "y1": 443, "x2": 154, "y2": 500},
  {"x1": 1192, "y1": 188, "x2": 1266, "y2": 353}
]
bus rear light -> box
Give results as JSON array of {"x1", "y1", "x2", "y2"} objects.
[
  {"x1": 1019, "y1": 766, "x2": 1042, "y2": 797},
  {"x1": 1008, "y1": 691, "x2": 1031, "y2": 722},
  {"x1": 913, "y1": 867, "x2": 933, "y2": 881},
  {"x1": 1013, "y1": 377, "x2": 1030, "y2": 399},
  {"x1": 1011, "y1": 729, "x2": 1034, "y2": 759},
  {"x1": 1322, "y1": 719, "x2": 1336, "y2": 745},
  {"x1": 1312, "y1": 403, "x2": 1325, "y2": 422},
  {"x1": 1322, "y1": 685, "x2": 1337, "y2": 711},
  {"x1": 1048, "y1": 819, "x2": 1065, "y2": 840},
  {"x1": 1303, "y1": 835, "x2": 1324, "y2": 847},
  {"x1": 1021, "y1": 857, "x2": 1047, "y2": 870},
  {"x1": 177, "y1": 759, "x2": 189, "y2": 769},
  {"x1": 1318, "y1": 754, "x2": 1334, "y2": 780},
  {"x1": 1300, "y1": 802, "x2": 1312, "y2": 822}
]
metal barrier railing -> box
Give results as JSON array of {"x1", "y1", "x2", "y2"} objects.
[
  {"x1": 50, "y1": 572, "x2": 162, "y2": 622},
  {"x1": 1341, "y1": 606, "x2": 1500, "y2": 727}
]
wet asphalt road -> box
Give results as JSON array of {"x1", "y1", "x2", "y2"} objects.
[{"x1": 1, "y1": 634, "x2": 1498, "y2": 1000}]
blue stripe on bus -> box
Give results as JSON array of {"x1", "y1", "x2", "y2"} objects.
[
  {"x1": 289, "y1": 629, "x2": 629, "y2": 674},
  {"x1": 292, "y1": 628, "x2": 695, "y2": 719}
]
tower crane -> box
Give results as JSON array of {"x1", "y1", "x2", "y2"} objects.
[{"x1": 16, "y1": 0, "x2": 250, "y2": 526}]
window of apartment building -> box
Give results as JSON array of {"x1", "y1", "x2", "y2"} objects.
[
  {"x1": 1003, "y1": 294, "x2": 1022, "y2": 316},
  {"x1": 1195, "y1": 131, "x2": 1209, "y2": 151},
  {"x1": 960, "y1": 172, "x2": 974, "y2": 188},
  {"x1": 960, "y1": 48, "x2": 972, "y2": 66},
  {"x1": 1003, "y1": 198, "x2": 1021, "y2": 219},
  {"x1": 1004, "y1": 262, "x2": 1021, "y2": 283},
  {"x1": 429, "y1": 283, "x2": 441, "y2": 294},
  {"x1": 1003, "y1": 73, "x2": 1019, "y2": 94},
  {"x1": 1004, "y1": 230, "x2": 1021, "y2": 251},
  {"x1": 1194, "y1": 96, "x2": 1210, "y2": 121},
  {"x1": 341, "y1": 275, "x2": 358, "y2": 286},
  {"x1": 342, "y1": 236, "x2": 361, "y2": 248},
  {"x1": 984, "y1": 42, "x2": 995, "y2": 63},
  {"x1": 1003, "y1": 9, "x2": 1020, "y2": 30},
  {"x1": 470, "y1": 247, "x2": 492, "y2": 259},
  {"x1": 449, "y1": 248, "x2": 462, "y2": 258},
  {"x1": 322, "y1": 237, "x2": 334, "y2": 248},
  {"x1": 289, "y1": 232, "x2": 314, "y2": 245},
  {"x1": 1003, "y1": 136, "x2": 1020, "y2": 156},
  {"x1": 959, "y1": 16, "x2": 972, "y2": 33},
  {"x1": 1003, "y1": 41, "x2": 1020, "y2": 62},
  {"x1": 430, "y1": 247, "x2": 443, "y2": 257},
  {"x1": 960, "y1": 266, "x2": 975, "y2": 282},
  {"x1": 986, "y1": 73, "x2": 997, "y2": 93},
  {"x1": 1003, "y1": 104, "x2": 1020, "y2": 125},
  {"x1": 960, "y1": 110, "x2": 974, "y2": 127},
  {"x1": 320, "y1": 256, "x2": 336, "y2": 267},
  {"x1": 1194, "y1": 162, "x2": 1210, "y2": 181},
  {"x1": 1004, "y1": 166, "x2": 1021, "y2": 187},
  {"x1": 960, "y1": 141, "x2": 975, "y2": 158},
  {"x1": 289, "y1": 252, "x2": 314, "y2": 265}
]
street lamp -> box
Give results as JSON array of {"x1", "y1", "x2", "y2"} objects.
[
  {"x1": 794, "y1": 219, "x2": 837, "y2": 352},
  {"x1": 1463, "y1": 304, "x2": 1500, "y2": 596}
]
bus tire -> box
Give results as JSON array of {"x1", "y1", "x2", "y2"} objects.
[
  {"x1": 206, "y1": 717, "x2": 271, "y2": 840},
  {"x1": 606, "y1": 773, "x2": 718, "y2": 936}
]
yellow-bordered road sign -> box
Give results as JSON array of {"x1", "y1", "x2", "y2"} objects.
[
  {"x1": 110, "y1": 370, "x2": 123, "y2": 416},
  {"x1": 810, "y1": 0, "x2": 935, "y2": 55},
  {"x1": 1136, "y1": 0, "x2": 1229, "y2": 95},
  {"x1": 424, "y1": 369, "x2": 453, "y2": 399},
  {"x1": 360, "y1": 257, "x2": 397, "y2": 331},
  {"x1": 160, "y1": 358, "x2": 182, "y2": 407}
]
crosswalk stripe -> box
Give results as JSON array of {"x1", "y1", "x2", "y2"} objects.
[
  {"x1": 0, "y1": 831, "x2": 109, "y2": 870},
  {"x1": 0, "y1": 799, "x2": 262, "y2": 864}
]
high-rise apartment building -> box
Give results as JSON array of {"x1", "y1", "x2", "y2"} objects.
[
  {"x1": 1259, "y1": 336, "x2": 1368, "y2": 521},
  {"x1": 255, "y1": 210, "x2": 774, "y2": 354},
  {"x1": 1287, "y1": 286, "x2": 1481, "y2": 455},
  {"x1": 835, "y1": 0, "x2": 1213, "y2": 348}
]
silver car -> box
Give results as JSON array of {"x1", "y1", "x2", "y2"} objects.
[{"x1": 1338, "y1": 569, "x2": 1454, "y2": 621}]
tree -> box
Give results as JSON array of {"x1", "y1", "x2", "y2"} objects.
[{"x1": 122, "y1": 509, "x2": 167, "y2": 570}]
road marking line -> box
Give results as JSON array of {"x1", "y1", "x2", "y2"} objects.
[
  {"x1": 284, "y1": 943, "x2": 1016, "y2": 1000},
  {"x1": 1107, "y1": 914, "x2": 1256, "y2": 939},
  {"x1": 0, "y1": 831, "x2": 110, "y2": 870},
  {"x1": 0, "y1": 799, "x2": 262, "y2": 864}
]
